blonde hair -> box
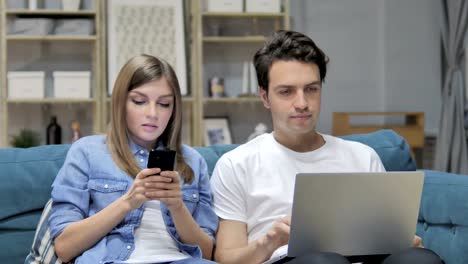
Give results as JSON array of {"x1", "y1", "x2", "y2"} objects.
[{"x1": 107, "y1": 55, "x2": 194, "y2": 183}]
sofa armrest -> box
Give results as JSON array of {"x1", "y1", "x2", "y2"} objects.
[{"x1": 417, "y1": 170, "x2": 468, "y2": 264}]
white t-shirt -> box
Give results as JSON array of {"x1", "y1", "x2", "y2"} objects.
[
  {"x1": 123, "y1": 201, "x2": 190, "y2": 263},
  {"x1": 210, "y1": 133, "x2": 385, "y2": 243}
]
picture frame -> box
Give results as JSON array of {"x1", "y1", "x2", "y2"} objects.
[
  {"x1": 107, "y1": 0, "x2": 187, "y2": 96},
  {"x1": 203, "y1": 117, "x2": 233, "y2": 146}
]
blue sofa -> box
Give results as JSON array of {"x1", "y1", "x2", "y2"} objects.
[{"x1": 0, "y1": 130, "x2": 466, "y2": 263}]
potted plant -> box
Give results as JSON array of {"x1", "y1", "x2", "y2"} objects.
[{"x1": 10, "y1": 129, "x2": 41, "y2": 148}]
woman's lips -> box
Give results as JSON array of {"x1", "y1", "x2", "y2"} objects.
[{"x1": 142, "y1": 124, "x2": 158, "y2": 132}]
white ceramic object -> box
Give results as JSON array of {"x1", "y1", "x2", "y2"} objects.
[
  {"x1": 62, "y1": 0, "x2": 80, "y2": 11},
  {"x1": 29, "y1": 0, "x2": 37, "y2": 10}
]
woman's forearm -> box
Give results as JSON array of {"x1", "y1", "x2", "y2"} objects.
[
  {"x1": 54, "y1": 197, "x2": 132, "y2": 262},
  {"x1": 169, "y1": 203, "x2": 214, "y2": 260}
]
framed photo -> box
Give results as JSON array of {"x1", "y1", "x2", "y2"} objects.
[
  {"x1": 203, "y1": 117, "x2": 233, "y2": 146},
  {"x1": 107, "y1": 0, "x2": 187, "y2": 96}
]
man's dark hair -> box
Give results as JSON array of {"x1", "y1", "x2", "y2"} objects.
[{"x1": 253, "y1": 30, "x2": 329, "y2": 92}]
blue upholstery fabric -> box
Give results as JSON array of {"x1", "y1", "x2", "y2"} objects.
[
  {"x1": 417, "y1": 170, "x2": 468, "y2": 264},
  {"x1": 340, "y1": 129, "x2": 416, "y2": 171},
  {"x1": 0, "y1": 144, "x2": 70, "y2": 264},
  {"x1": 194, "y1": 145, "x2": 237, "y2": 176}
]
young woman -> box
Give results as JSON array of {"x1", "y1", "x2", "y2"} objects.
[{"x1": 48, "y1": 55, "x2": 218, "y2": 264}]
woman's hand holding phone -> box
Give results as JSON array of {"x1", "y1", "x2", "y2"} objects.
[
  {"x1": 144, "y1": 170, "x2": 183, "y2": 210},
  {"x1": 122, "y1": 168, "x2": 183, "y2": 211},
  {"x1": 122, "y1": 167, "x2": 162, "y2": 210},
  {"x1": 144, "y1": 149, "x2": 183, "y2": 210}
]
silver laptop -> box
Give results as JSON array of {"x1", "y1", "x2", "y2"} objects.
[{"x1": 264, "y1": 172, "x2": 424, "y2": 264}]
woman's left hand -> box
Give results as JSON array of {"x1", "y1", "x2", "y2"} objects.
[{"x1": 144, "y1": 171, "x2": 183, "y2": 211}]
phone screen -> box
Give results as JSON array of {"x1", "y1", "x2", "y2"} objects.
[{"x1": 147, "y1": 149, "x2": 176, "y2": 172}]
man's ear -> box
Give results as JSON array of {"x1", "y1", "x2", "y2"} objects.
[{"x1": 259, "y1": 87, "x2": 270, "y2": 109}]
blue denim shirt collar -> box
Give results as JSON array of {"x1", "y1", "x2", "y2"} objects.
[
  {"x1": 128, "y1": 139, "x2": 145, "y2": 155},
  {"x1": 128, "y1": 138, "x2": 165, "y2": 157}
]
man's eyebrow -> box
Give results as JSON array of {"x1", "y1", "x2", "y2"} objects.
[
  {"x1": 273, "y1": 84, "x2": 295, "y2": 90},
  {"x1": 273, "y1": 81, "x2": 321, "y2": 90},
  {"x1": 305, "y1": 81, "x2": 322, "y2": 86}
]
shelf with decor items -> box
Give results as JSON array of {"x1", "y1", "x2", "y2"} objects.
[
  {"x1": 191, "y1": 0, "x2": 290, "y2": 146},
  {"x1": 332, "y1": 112, "x2": 425, "y2": 158},
  {"x1": 0, "y1": 1, "x2": 103, "y2": 147}
]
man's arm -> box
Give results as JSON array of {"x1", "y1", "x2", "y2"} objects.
[{"x1": 215, "y1": 217, "x2": 290, "y2": 264}]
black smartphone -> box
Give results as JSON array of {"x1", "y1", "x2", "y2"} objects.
[{"x1": 147, "y1": 149, "x2": 177, "y2": 172}]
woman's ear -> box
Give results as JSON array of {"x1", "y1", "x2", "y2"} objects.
[{"x1": 259, "y1": 87, "x2": 270, "y2": 109}]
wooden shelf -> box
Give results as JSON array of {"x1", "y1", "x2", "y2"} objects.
[
  {"x1": 7, "y1": 98, "x2": 97, "y2": 103},
  {"x1": 203, "y1": 36, "x2": 266, "y2": 43},
  {"x1": 1, "y1": 5, "x2": 103, "y2": 147},
  {"x1": 7, "y1": 35, "x2": 97, "y2": 41},
  {"x1": 6, "y1": 10, "x2": 96, "y2": 16},
  {"x1": 202, "y1": 12, "x2": 286, "y2": 18},
  {"x1": 203, "y1": 97, "x2": 261, "y2": 103},
  {"x1": 182, "y1": 97, "x2": 195, "y2": 103},
  {"x1": 335, "y1": 111, "x2": 424, "y2": 116},
  {"x1": 332, "y1": 112, "x2": 425, "y2": 157}
]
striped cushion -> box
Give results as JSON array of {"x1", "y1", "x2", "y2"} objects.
[{"x1": 24, "y1": 199, "x2": 62, "y2": 264}]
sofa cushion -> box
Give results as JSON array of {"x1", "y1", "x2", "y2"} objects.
[
  {"x1": 195, "y1": 129, "x2": 416, "y2": 176},
  {"x1": 0, "y1": 144, "x2": 70, "y2": 263},
  {"x1": 417, "y1": 170, "x2": 468, "y2": 264},
  {"x1": 194, "y1": 145, "x2": 238, "y2": 176},
  {"x1": 24, "y1": 199, "x2": 61, "y2": 264},
  {"x1": 340, "y1": 129, "x2": 416, "y2": 171}
]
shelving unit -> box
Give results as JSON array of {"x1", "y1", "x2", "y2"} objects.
[
  {"x1": 191, "y1": 0, "x2": 290, "y2": 145},
  {"x1": 0, "y1": 2, "x2": 102, "y2": 147},
  {"x1": 0, "y1": 1, "x2": 290, "y2": 147},
  {"x1": 6, "y1": 35, "x2": 97, "y2": 41}
]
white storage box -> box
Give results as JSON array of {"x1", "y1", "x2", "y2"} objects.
[
  {"x1": 53, "y1": 71, "x2": 91, "y2": 99},
  {"x1": 246, "y1": 0, "x2": 281, "y2": 13},
  {"x1": 7, "y1": 71, "x2": 45, "y2": 99},
  {"x1": 9, "y1": 18, "x2": 55, "y2": 35},
  {"x1": 205, "y1": 0, "x2": 243, "y2": 12}
]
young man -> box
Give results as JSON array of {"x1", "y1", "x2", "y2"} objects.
[{"x1": 210, "y1": 30, "x2": 442, "y2": 264}]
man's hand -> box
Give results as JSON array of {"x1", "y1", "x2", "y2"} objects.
[
  {"x1": 258, "y1": 216, "x2": 291, "y2": 253},
  {"x1": 412, "y1": 235, "x2": 424, "y2": 248}
]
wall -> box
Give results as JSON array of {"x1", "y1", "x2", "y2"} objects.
[
  {"x1": 290, "y1": 0, "x2": 441, "y2": 135},
  {"x1": 383, "y1": 0, "x2": 441, "y2": 136}
]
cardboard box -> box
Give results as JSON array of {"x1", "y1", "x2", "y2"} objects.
[
  {"x1": 205, "y1": 0, "x2": 243, "y2": 12},
  {"x1": 7, "y1": 71, "x2": 45, "y2": 99},
  {"x1": 53, "y1": 71, "x2": 91, "y2": 99},
  {"x1": 245, "y1": 0, "x2": 281, "y2": 13}
]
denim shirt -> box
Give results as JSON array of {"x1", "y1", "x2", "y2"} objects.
[{"x1": 48, "y1": 135, "x2": 218, "y2": 264}]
